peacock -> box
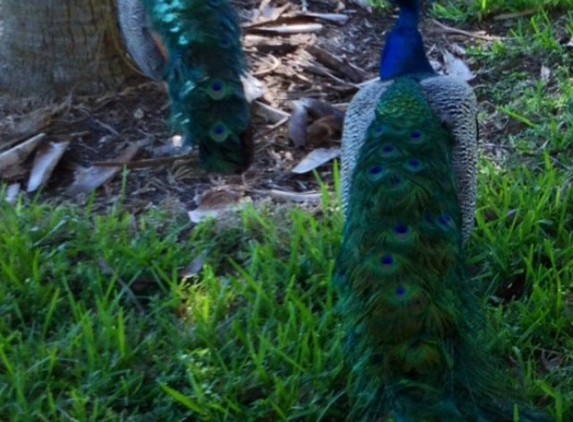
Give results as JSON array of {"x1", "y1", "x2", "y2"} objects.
[
  {"x1": 334, "y1": 0, "x2": 549, "y2": 420},
  {"x1": 117, "y1": 0, "x2": 253, "y2": 173}
]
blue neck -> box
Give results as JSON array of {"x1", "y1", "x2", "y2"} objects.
[{"x1": 379, "y1": 2, "x2": 434, "y2": 80}]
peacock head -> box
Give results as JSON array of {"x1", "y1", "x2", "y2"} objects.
[{"x1": 379, "y1": 0, "x2": 434, "y2": 80}]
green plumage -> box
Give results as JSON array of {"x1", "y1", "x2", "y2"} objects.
[
  {"x1": 143, "y1": 0, "x2": 253, "y2": 173},
  {"x1": 335, "y1": 78, "x2": 549, "y2": 421}
]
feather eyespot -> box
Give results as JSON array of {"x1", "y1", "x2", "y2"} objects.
[
  {"x1": 219, "y1": 36, "x2": 232, "y2": 48},
  {"x1": 210, "y1": 123, "x2": 230, "y2": 142},
  {"x1": 438, "y1": 214, "x2": 452, "y2": 225},
  {"x1": 381, "y1": 254, "x2": 395, "y2": 267},
  {"x1": 396, "y1": 286, "x2": 406, "y2": 297},
  {"x1": 207, "y1": 80, "x2": 228, "y2": 100},
  {"x1": 371, "y1": 125, "x2": 386, "y2": 137},
  {"x1": 393, "y1": 224, "x2": 412, "y2": 241},
  {"x1": 410, "y1": 130, "x2": 424, "y2": 144},
  {"x1": 437, "y1": 214, "x2": 455, "y2": 230},
  {"x1": 380, "y1": 145, "x2": 396, "y2": 157},
  {"x1": 367, "y1": 165, "x2": 386, "y2": 181},
  {"x1": 212, "y1": 81, "x2": 223, "y2": 92},
  {"x1": 404, "y1": 159, "x2": 422, "y2": 173}
]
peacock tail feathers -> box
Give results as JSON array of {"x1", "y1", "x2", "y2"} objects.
[
  {"x1": 335, "y1": 1, "x2": 550, "y2": 420},
  {"x1": 336, "y1": 76, "x2": 550, "y2": 422},
  {"x1": 335, "y1": 76, "x2": 464, "y2": 420},
  {"x1": 142, "y1": 0, "x2": 253, "y2": 173}
]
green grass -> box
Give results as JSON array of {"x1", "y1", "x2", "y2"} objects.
[
  {"x1": 2, "y1": 1, "x2": 573, "y2": 421},
  {"x1": 370, "y1": 0, "x2": 573, "y2": 20},
  {"x1": 0, "y1": 191, "x2": 350, "y2": 421}
]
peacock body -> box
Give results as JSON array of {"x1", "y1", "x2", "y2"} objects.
[
  {"x1": 335, "y1": 1, "x2": 549, "y2": 420},
  {"x1": 118, "y1": 0, "x2": 253, "y2": 173}
]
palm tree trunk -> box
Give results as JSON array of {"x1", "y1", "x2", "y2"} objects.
[{"x1": 0, "y1": 0, "x2": 133, "y2": 99}]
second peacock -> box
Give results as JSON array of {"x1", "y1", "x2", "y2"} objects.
[
  {"x1": 120, "y1": 0, "x2": 253, "y2": 174},
  {"x1": 334, "y1": 0, "x2": 550, "y2": 420}
]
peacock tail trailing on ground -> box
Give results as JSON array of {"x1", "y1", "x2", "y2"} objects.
[
  {"x1": 117, "y1": 0, "x2": 253, "y2": 174},
  {"x1": 334, "y1": 0, "x2": 550, "y2": 420}
]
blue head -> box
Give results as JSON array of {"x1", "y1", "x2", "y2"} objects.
[{"x1": 379, "y1": 0, "x2": 434, "y2": 80}]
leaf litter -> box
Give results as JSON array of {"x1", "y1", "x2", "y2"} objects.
[{"x1": 0, "y1": 0, "x2": 507, "y2": 221}]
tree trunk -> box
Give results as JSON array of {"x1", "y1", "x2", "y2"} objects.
[{"x1": 0, "y1": 0, "x2": 134, "y2": 99}]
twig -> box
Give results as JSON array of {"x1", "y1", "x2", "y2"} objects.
[
  {"x1": 494, "y1": 8, "x2": 539, "y2": 20},
  {"x1": 432, "y1": 19, "x2": 503, "y2": 41},
  {"x1": 307, "y1": 45, "x2": 366, "y2": 82},
  {"x1": 93, "y1": 152, "x2": 194, "y2": 169},
  {"x1": 252, "y1": 55, "x2": 281, "y2": 76},
  {"x1": 302, "y1": 64, "x2": 359, "y2": 88}
]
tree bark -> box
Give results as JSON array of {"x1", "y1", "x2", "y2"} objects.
[{"x1": 0, "y1": 0, "x2": 134, "y2": 99}]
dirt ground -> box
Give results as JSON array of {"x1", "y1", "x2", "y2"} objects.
[{"x1": 0, "y1": 0, "x2": 498, "y2": 216}]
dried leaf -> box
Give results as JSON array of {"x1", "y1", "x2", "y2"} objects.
[
  {"x1": 252, "y1": 101, "x2": 290, "y2": 124},
  {"x1": 1, "y1": 110, "x2": 52, "y2": 147},
  {"x1": 288, "y1": 101, "x2": 308, "y2": 147},
  {"x1": 0, "y1": 98, "x2": 70, "y2": 150},
  {"x1": 5, "y1": 183, "x2": 20, "y2": 204},
  {"x1": 350, "y1": 0, "x2": 372, "y2": 11},
  {"x1": 66, "y1": 144, "x2": 140, "y2": 196},
  {"x1": 301, "y1": 12, "x2": 349, "y2": 24},
  {"x1": 306, "y1": 45, "x2": 365, "y2": 82},
  {"x1": 289, "y1": 99, "x2": 345, "y2": 148},
  {"x1": 450, "y1": 43, "x2": 467, "y2": 56},
  {"x1": 300, "y1": 98, "x2": 345, "y2": 120},
  {"x1": 429, "y1": 59, "x2": 442, "y2": 73},
  {"x1": 291, "y1": 147, "x2": 340, "y2": 174},
  {"x1": 27, "y1": 141, "x2": 69, "y2": 192},
  {"x1": 1, "y1": 164, "x2": 28, "y2": 180},
  {"x1": 180, "y1": 253, "x2": 207, "y2": 279},
  {"x1": 442, "y1": 50, "x2": 475, "y2": 81},
  {"x1": 541, "y1": 350, "x2": 562, "y2": 373},
  {"x1": 540, "y1": 65, "x2": 551, "y2": 82},
  {"x1": 307, "y1": 115, "x2": 344, "y2": 145},
  {"x1": 241, "y1": 73, "x2": 265, "y2": 103},
  {"x1": 188, "y1": 189, "x2": 250, "y2": 223},
  {"x1": 0, "y1": 133, "x2": 46, "y2": 177}
]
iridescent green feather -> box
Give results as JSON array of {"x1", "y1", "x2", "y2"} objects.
[
  {"x1": 142, "y1": 0, "x2": 252, "y2": 173},
  {"x1": 335, "y1": 77, "x2": 549, "y2": 421}
]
